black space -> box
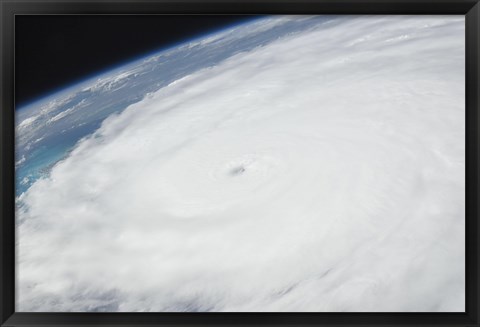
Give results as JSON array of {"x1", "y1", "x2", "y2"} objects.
[{"x1": 15, "y1": 15, "x2": 256, "y2": 107}]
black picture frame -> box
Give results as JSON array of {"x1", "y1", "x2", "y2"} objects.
[{"x1": 1, "y1": 0, "x2": 478, "y2": 326}]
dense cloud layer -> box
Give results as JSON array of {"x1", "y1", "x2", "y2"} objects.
[{"x1": 16, "y1": 15, "x2": 465, "y2": 312}]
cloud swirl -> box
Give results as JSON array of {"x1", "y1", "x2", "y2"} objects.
[{"x1": 16, "y1": 15, "x2": 465, "y2": 312}]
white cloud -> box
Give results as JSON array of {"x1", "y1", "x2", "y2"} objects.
[
  {"x1": 84, "y1": 67, "x2": 145, "y2": 93},
  {"x1": 16, "y1": 15, "x2": 465, "y2": 312},
  {"x1": 16, "y1": 116, "x2": 39, "y2": 131},
  {"x1": 47, "y1": 99, "x2": 89, "y2": 124}
]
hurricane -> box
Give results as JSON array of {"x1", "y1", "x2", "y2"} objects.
[{"x1": 16, "y1": 15, "x2": 465, "y2": 312}]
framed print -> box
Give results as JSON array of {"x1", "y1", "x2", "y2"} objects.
[{"x1": 1, "y1": 0, "x2": 479, "y2": 326}]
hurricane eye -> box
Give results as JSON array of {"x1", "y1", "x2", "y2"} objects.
[{"x1": 229, "y1": 166, "x2": 246, "y2": 176}]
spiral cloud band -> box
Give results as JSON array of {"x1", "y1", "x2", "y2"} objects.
[{"x1": 16, "y1": 15, "x2": 465, "y2": 312}]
